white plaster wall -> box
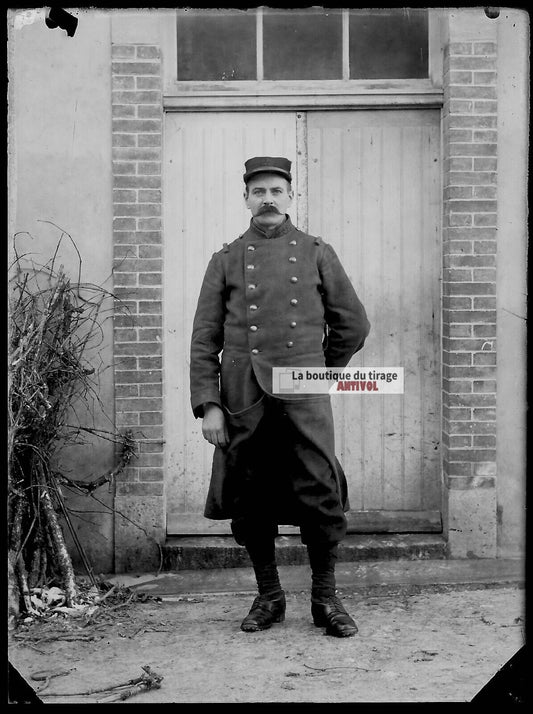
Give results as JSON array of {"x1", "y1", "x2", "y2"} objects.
[
  {"x1": 8, "y1": 9, "x2": 116, "y2": 571},
  {"x1": 448, "y1": 7, "x2": 497, "y2": 41},
  {"x1": 496, "y1": 9, "x2": 528, "y2": 558}
]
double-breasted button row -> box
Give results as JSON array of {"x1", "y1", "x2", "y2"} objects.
[
  {"x1": 246, "y1": 235, "x2": 302, "y2": 353},
  {"x1": 288, "y1": 240, "x2": 298, "y2": 318},
  {"x1": 288, "y1": 224, "x2": 299, "y2": 345}
]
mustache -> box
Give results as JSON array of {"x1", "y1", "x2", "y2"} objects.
[{"x1": 257, "y1": 205, "x2": 282, "y2": 214}]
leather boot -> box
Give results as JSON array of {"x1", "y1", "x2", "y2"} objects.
[
  {"x1": 312, "y1": 596, "x2": 358, "y2": 637},
  {"x1": 240, "y1": 591, "x2": 286, "y2": 632}
]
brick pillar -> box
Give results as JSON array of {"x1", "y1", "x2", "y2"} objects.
[
  {"x1": 442, "y1": 35, "x2": 498, "y2": 557},
  {"x1": 111, "y1": 44, "x2": 165, "y2": 570}
]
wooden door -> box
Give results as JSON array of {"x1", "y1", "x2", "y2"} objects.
[
  {"x1": 164, "y1": 109, "x2": 441, "y2": 535},
  {"x1": 163, "y1": 112, "x2": 298, "y2": 533},
  {"x1": 307, "y1": 110, "x2": 441, "y2": 529}
]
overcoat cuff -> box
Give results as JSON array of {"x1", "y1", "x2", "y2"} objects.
[{"x1": 191, "y1": 393, "x2": 222, "y2": 419}]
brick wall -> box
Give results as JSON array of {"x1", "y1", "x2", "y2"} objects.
[
  {"x1": 441, "y1": 39, "x2": 498, "y2": 556},
  {"x1": 111, "y1": 44, "x2": 165, "y2": 570}
]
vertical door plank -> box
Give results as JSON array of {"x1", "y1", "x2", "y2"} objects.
[
  {"x1": 420, "y1": 123, "x2": 442, "y2": 509},
  {"x1": 339, "y1": 126, "x2": 365, "y2": 510},
  {"x1": 358, "y1": 124, "x2": 387, "y2": 509},
  {"x1": 381, "y1": 126, "x2": 405, "y2": 510},
  {"x1": 400, "y1": 125, "x2": 426, "y2": 509}
]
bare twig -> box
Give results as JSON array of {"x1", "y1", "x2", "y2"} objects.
[
  {"x1": 95, "y1": 584, "x2": 117, "y2": 604},
  {"x1": 84, "y1": 593, "x2": 136, "y2": 626},
  {"x1": 86, "y1": 492, "x2": 164, "y2": 574},
  {"x1": 303, "y1": 663, "x2": 381, "y2": 673},
  {"x1": 31, "y1": 667, "x2": 76, "y2": 694},
  {"x1": 41, "y1": 665, "x2": 163, "y2": 701},
  {"x1": 50, "y1": 474, "x2": 98, "y2": 588},
  {"x1": 56, "y1": 430, "x2": 135, "y2": 495},
  {"x1": 22, "y1": 642, "x2": 49, "y2": 655},
  {"x1": 129, "y1": 626, "x2": 145, "y2": 639},
  {"x1": 100, "y1": 593, "x2": 135, "y2": 613},
  {"x1": 8, "y1": 230, "x2": 141, "y2": 619}
]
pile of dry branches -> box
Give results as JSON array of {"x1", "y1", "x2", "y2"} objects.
[{"x1": 8, "y1": 230, "x2": 135, "y2": 622}]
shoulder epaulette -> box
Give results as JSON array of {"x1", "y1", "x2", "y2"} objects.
[
  {"x1": 222, "y1": 242, "x2": 229, "y2": 253},
  {"x1": 295, "y1": 228, "x2": 322, "y2": 246}
]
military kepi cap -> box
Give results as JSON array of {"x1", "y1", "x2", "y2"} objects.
[{"x1": 243, "y1": 156, "x2": 292, "y2": 183}]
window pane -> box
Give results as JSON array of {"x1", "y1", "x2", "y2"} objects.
[
  {"x1": 349, "y1": 9, "x2": 428, "y2": 79},
  {"x1": 177, "y1": 10, "x2": 256, "y2": 81},
  {"x1": 263, "y1": 9, "x2": 342, "y2": 81}
]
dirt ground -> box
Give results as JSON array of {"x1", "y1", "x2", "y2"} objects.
[{"x1": 8, "y1": 584, "x2": 525, "y2": 704}]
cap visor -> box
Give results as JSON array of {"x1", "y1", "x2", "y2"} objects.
[{"x1": 244, "y1": 167, "x2": 291, "y2": 181}]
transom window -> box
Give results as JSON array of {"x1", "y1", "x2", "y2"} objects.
[{"x1": 176, "y1": 7, "x2": 429, "y2": 82}]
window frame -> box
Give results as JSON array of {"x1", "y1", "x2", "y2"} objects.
[{"x1": 162, "y1": 7, "x2": 444, "y2": 110}]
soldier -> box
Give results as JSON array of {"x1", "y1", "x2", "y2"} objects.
[{"x1": 190, "y1": 156, "x2": 370, "y2": 637}]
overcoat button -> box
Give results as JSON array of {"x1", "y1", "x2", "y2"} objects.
[
  {"x1": 250, "y1": 325, "x2": 258, "y2": 332},
  {"x1": 247, "y1": 245, "x2": 255, "y2": 251},
  {"x1": 290, "y1": 276, "x2": 298, "y2": 283},
  {"x1": 250, "y1": 304, "x2": 258, "y2": 311},
  {"x1": 286, "y1": 341, "x2": 294, "y2": 348},
  {"x1": 289, "y1": 256, "x2": 297, "y2": 262},
  {"x1": 248, "y1": 284, "x2": 256, "y2": 290},
  {"x1": 289, "y1": 240, "x2": 297, "y2": 245},
  {"x1": 290, "y1": 321, "x2": 297, "y2": 327},
  {"x1": 247, "y1": 264, "x2": 255, "y2": 270},
  {"x1": 251, "y1": 349, "x2": 259, "y2": 355},
  {"x1": 290, "y1": 299, "x2": 298, "y2": 306}
]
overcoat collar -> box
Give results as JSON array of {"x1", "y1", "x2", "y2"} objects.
[{"x1": 249, "y1": 215, "x2": 294, "y2": 240}]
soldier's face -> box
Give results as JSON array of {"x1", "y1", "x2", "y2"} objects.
[{"x1": 244, "y1": 173, "x2": 294, "y2": 229}]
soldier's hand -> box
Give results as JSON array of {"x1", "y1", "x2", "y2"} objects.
[{"x1": 202, "y1": 404, "x2": 229, "y2": 448}]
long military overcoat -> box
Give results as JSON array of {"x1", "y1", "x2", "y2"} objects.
[{"x1": 190, "y1": 215, "x2": 370, "y2": 520}]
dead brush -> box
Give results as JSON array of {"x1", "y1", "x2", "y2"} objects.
[{"x1": 8, "y1": 228, "x2": 136, "y2": 623}]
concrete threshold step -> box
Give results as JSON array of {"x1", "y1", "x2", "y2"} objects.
[
  {"x1": 162, "y1": 533, "x2": 447, "y2": 571},
  {"x1": 110, "y1": 558, "x2": 525, "y2": 598}
]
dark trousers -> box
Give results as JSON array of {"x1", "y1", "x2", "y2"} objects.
[{"x1": 224, "y1": 394, "x2": 348, "y2": 547}]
